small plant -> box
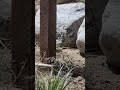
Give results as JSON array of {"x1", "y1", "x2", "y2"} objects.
[{"x1": 35, "y1": 67, "x2": 73, "y2": 90}]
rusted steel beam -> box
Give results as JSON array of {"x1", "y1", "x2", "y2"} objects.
[
  {"x1": 40, "y1": 0, "x2": 56, "y2": 61},
  {"x1": 11, "y1": 0, "x2": 35, "y2": 89}
]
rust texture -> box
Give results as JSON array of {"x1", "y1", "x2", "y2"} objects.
[
  {"x1": 40, "y1": 0, "x2": 56, "y2": 61},
  {"x1": 11, "y1": 0, "x2": 35, "y2": 89}
]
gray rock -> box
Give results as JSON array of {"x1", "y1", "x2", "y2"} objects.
[
  {"x1": 57, "y1": 3, "x2": 85, "y2": 47},
  {"x1": 85, "y1": 0, "x2": 109, "y2": 51},
  {"x1": 35, "y1": 5, "x2": 40, "y2": 13},
  {"x1": 76, "y1": 18, "x2": 85, "y2": 55},
  {"x1": 99, "y1": 0, "x2": 120, "y2": 68},
  {"x1": 61, "y1": 17, "x2": 85, "y2": 47},
  {"x1": 35, "y1": 9, "x2": 40, "y2": 35},
  {"x1": 35, "y1": 0, "x2": 40, "y2": 13}
]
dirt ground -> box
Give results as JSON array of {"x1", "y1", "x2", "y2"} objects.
[
  {"x1": 86, "y1": 54, "x2": 120, "y2": 90},
  {"x1": 56, "y1": 48, "x2": 85, "y2": 90},
  {"x1": 35, "y1": 46, "x2": 85, "y2": 90},
  {"x1": 36, "y1": 47, "x2": 120, "y2": 90},
  {"x1": 1, "y1": 47, "x2": 120, "y2": 90}
]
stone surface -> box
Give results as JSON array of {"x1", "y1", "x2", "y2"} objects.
[
  {"x1": 99, "y1": 0, "x2": 120, "y2": 68},
  {"x1": 57, "y1": 3, "x2": 85, "y2": 47},
  {"x1": 35, "y1": 3, "x2": 85, "y2": 47},
  {"x1": 76, "y1": 18, "x2": 85, "y2": 55},
  {"x1": 35, "y1": 9, "x2": 40, "y2": 35}
]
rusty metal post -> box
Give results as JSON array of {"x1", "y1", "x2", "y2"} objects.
[
  {"x1": 11, "y1": 0, "x2": 35, "y2": 89},
  {"x1": 40, "y1": 0, "x2": 56, "y2": 62}
]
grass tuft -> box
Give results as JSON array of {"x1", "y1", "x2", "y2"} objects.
[{"x1": 35, "y1": 67, "x2": 73, "y2": 90}]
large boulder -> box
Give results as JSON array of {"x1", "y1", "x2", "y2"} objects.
[
  {"x1": 35, "y1": 2, "x2": 85, "y2": 47},
  {"x1": 57, "y1": 3, "x2": 85, "y2": 47},
  {"x1": 76, "y1": 18, "x2": 85, "y2": 55},
  {"x1": 85, "y1": 0, "x2": 109, "y2": 52},
  {"x1": 99, "y1": 0, "x2": 120, "y2": 70},
  {"x1": 35, "y1": 9, "x2": 40, "y2": 35}
]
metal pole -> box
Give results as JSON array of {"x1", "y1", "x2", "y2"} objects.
[
  {"x1": 11, "y1": 0, "x2": 35, "y2": 89},
  {"x1": 40, "y1": 0, "x2": 56, "y2": 63}
]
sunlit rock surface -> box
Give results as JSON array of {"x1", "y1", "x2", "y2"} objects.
[{"x1": 76, "y1": 18, "x2": 85, "y2": 55}]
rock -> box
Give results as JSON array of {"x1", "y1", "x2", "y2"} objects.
[
  {"x1": 58, "y1": 3, "x2": 85, "y2": 47},
  {"x1": 35, "y1": 0, "x2": 40, "y2": 13},
  {"x1": 35, "y1": 2, "x2": 85, "y2": 47},
  {"x1": 85, "y1": 0, "x2": 109, "y2": 51},
  {"x1": 99, "y1": 0, "x2": 120, "y2": 68},
  {"x1": 76, "y1": 18, "x2": 85, "y2": 55},
  {"x1": 35, "y1": 9, "x2": 40, "y2": 35},
  {"x1": 35, "y1": 5, "x2": 40, "y2": 13}
]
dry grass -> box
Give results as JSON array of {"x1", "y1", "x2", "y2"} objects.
[{"x1": 35, "y1": 66, "x2": 73, "y2": 90}]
